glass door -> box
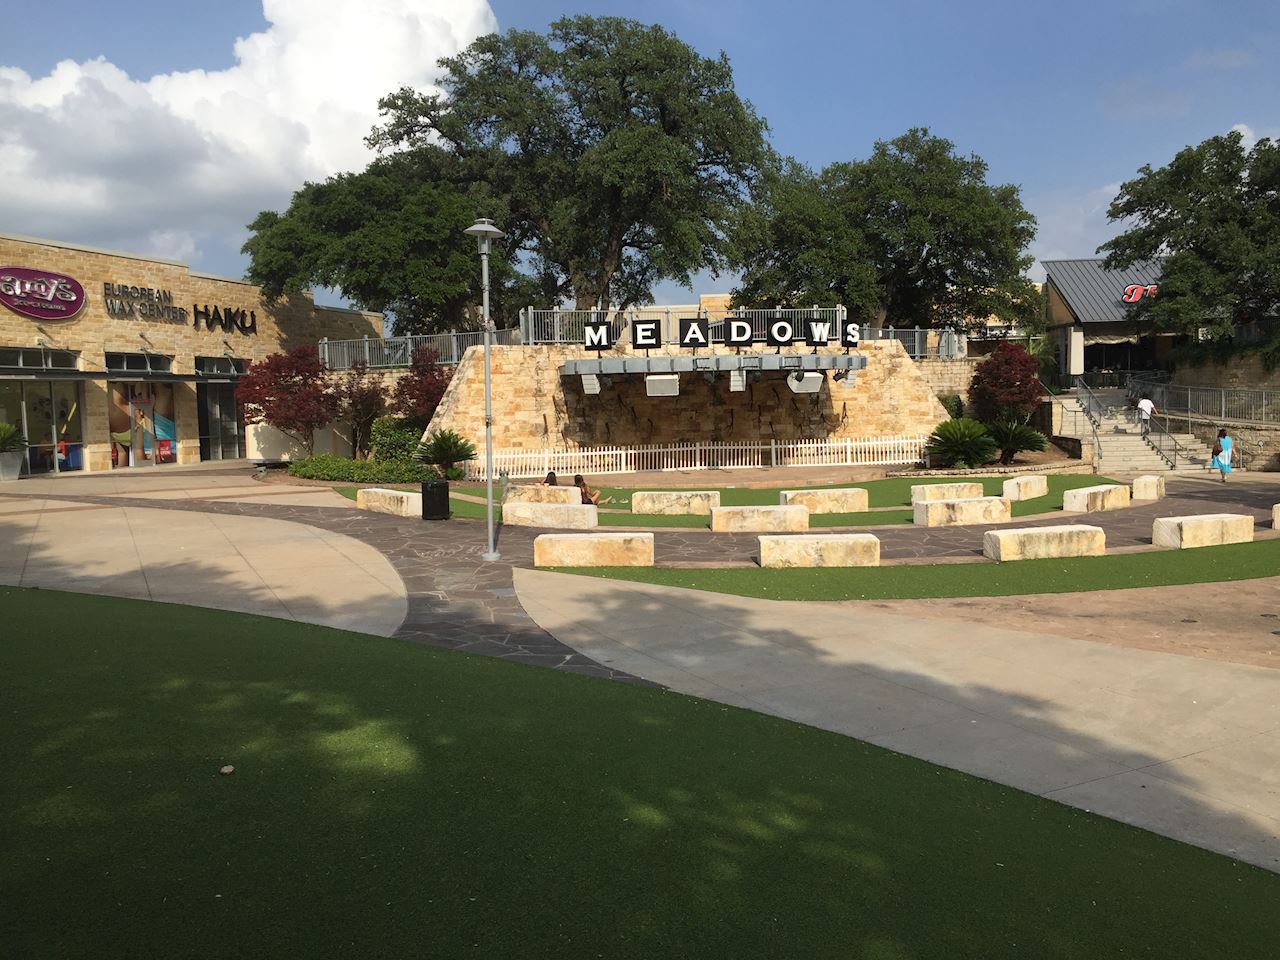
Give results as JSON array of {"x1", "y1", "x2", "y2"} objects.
[{"x1": 197, "y1": 382, "x2": 245, "y2": 461}]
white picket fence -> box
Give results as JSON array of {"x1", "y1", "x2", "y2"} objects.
[{"x1": 466, "y1": 435, "x2": 927, "y2": 480}]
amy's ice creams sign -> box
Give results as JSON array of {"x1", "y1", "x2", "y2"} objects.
[{"x1": 0, "y1": 266, "x2": 86, "y2": 321}]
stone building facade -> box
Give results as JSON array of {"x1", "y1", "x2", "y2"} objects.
[
  {"x1": 427, "y1": 340, "x2": 947, "y2": 450},
  {"x1": 0, "y1": 233, "x2": 382, "y2": 474}
]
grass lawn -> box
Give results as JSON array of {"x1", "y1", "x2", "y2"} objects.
[
  {"x1": 2, "y1": 587, "x2": 1275, "y2": 959},
  {"x1": 558, "y1": 538, "x2": 1280, "y2": 601}
]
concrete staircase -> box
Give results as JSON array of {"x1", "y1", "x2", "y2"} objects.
[{"x1": 1059, "y1": 390, "x2": 1215, "y2": 475}]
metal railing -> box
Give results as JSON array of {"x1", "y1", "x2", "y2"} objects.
[
  {"x1": 467, "y1": 435, "x2": 927, "y2": 480},
  {"x1": 1128, "y1": 375, "x2": 1280, "y2": 425},
  {"x1": 318, "y1": 328, "x2": 518, "y2": 370}
]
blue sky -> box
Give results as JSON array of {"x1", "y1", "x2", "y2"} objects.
[{"x1": 3, "y1": 0, "x2": 1276, "y2": 304}]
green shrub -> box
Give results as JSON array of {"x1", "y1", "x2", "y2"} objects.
[
  {"x1": 926, "y1": 418, "x2": 998, "y2": 468},
  {"x1": 0, "y1": 422, "x2": 28, "y2": 452},
  {"x1": 986, "y1": 420, "x2": 1048, "y2": 465},
  {"x1": 287, "y1": 453, "x2": 439, "y2": 483},
  {"x1": 442, "y1": 466, "x2": 466, "y2": 481},
  {"x1": 370, "y1": 416, "x2": 427, "y2": 463},
  {"x1": 416, "y1": 429, "x2": 477, "y2": 468},
  {"x1": 937, "y1": 394, "x2": 964, "y2": 419}
]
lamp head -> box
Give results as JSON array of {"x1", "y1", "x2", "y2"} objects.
[{"x1": 463, "y1": 218, "x2": 506, "y2": 244}]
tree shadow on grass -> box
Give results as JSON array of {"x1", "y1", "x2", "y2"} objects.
[{"x1": 4, "y1": 575, "x2": 1280, "y2": 960}]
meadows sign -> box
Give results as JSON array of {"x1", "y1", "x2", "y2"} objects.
[
  {"x1": 0, "y1": 266, "x2": 87, "y2": 321},
  {"x1": 584, "y1": 315, "x2": 861, "y2": 350}
]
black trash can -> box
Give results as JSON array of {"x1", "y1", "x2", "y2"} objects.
[{"x1": 421, "y1": 480, "x2": 450, "y2": 520}]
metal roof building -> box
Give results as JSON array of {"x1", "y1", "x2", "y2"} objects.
[{"x1": 1042, "y1": 258, "x2": 1165, "y2": 324}]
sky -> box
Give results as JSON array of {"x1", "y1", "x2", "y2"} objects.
[{"x1": 2, "y1": 0, "x2": 1277, "y2": 307}]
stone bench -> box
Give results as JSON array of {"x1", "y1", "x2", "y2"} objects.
[
  {"x1": 503, "y1": 484, "x2": 580, "y2": 505},
  {"x1": 710, "y1": 505, "x2": 809, "y2": 532},
  {"x1": 533, "y1": 533, "x2": 654, "y2": 567},
  {"x1": 1062, "y1": 484, "x2": 1131, "y2": 513},
  {"x1": 1001, "y1": 475, "x2": 1048, "y2": 501},
  {"x1": 356, "y1": 487, "x2": 423, "y2": 518},
  {"x1": 1274, "y1": 503, "x2": 1280, "y2": 529},
  {"x1": 982, "y1": 524, "x2": 1106, "y2": 562},
  {"x1": 632, "y1": 490, "x2": 720, "y2": 515},
  {"x1": 779, "y1": 488, "x2": 869, "y2": 513},
  {"x1": 759, "y1": 534, "x2": 880, "y2": 568},
  {"x1": 1131, "y1": 475, "x2": 1166, "y2": 500},
  {"x1": 912, "y1": 496, "x2": 1011, "y2": 527},
  {"x1": 1152, "y1": 514, "x2": 1254, "y2": 549},
  {"x1": 911, "y1": 482, "x2": 984, "y2": 503},
  {"x1": 503, "y1": 502, "x2": 598, "y2": 529}
]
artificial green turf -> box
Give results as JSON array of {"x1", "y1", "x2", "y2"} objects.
[
  {"x1": 560, "y1": 538, "x2": 1280, "y2": 600},
  {"x1": 2, "y1": 587, "x2": 1275, "y2": 959}
]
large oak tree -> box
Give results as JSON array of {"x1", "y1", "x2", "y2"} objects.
[
  {"x1": 1100, "y1": 129, "x2": 1280, "y2": 340},
  {"x1": 244, "y1": 16, "x2": 768, "y2": 328},
  {"x1": 733, "y1": 129, "x2": 1040, "y2": 328}
]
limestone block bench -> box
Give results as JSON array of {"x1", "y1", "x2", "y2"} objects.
[
  {"x1": 1152, "y1": 514, "x2": 1254, "y2": 549},
  {"x1": 1274, "y1": 503, "x2": 1280, "y2": 529},
  {"x1": 1131, "y1": 475, "x2": 1166, "y2": 500},
  {"x1": 356, "y1": 487, "x2": 423, "y2": 518},
  {"x1": 710, "y1": 505, "x2": 809, "y2": 532},
  {"x1": 911, "y1": 482, "x2": 983, "y2": 504},
  {"x1": 632, "y1": 490, "x2": 720, "y2": 515},
  {"x1": 503, "y1": 502, "x2": 598, "y2": 529},
  {"x1": 1002, "y1": 475, "x2": 1048, "y2": 501},
  {"x1": 534, "y1": 533, "x2": 654, "y2": 567},
  {"x1": 759, "y1": 534, "x2": 880, "y2": 568},
  {"x1": 913, "y1": 496, "x2": 1011, "y2": 527},
  {"x1": 504, "y1": 484, "x2": 580, "y2": 506},
  {"x1": 779, "y1": 488, "x2": 869, "y2": 513},
  {"x1": 1062, "y1": 484, "x2": 1131, "y2": 513},
  {"x1": 982, "y1": 524, "x2": 1105, "y2": 562}
]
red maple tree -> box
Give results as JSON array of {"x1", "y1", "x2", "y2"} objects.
[
  {"x1": 236, "y1": 346, "x2": 341, "y2": 454},
  {"x1": 967, "y1": 341, "x2": 1043, "y2": 423},
  {"x1": 392, "y1": 348, "x2": 452, "y2": 423}
]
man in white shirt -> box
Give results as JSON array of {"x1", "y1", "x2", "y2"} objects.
[{"x1": 1136, "y1": 396, "x2": 1157, "y2": 436}]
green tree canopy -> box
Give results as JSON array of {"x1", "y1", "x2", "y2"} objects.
[
  {"x1": 1100, "y1": 130, "x2": 1280, "y2": 339},
  {"x1": 242, "y1": 153, "x2": 539, "y2": 334},
  {"x1": 367, "y1": 15, "x2": 768, "y2": 309},
  {"x1": 733, "y1": 129, "x2": 1040, "y2": 329}
]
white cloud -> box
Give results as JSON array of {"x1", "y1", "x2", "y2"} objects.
[
  {"x1": 1229, "y1": 122, "x2": 1280, "y2": 150},
  {"x1": 1025, "y1": 182, "x2": 1122, "y2": 280},
  {"x1": 0, "y1": 0, "x2": 496, "y2": 271}
]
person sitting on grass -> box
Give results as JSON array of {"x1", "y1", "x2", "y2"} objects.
[{"x1": 574, "y1": 474, "x2": 613, "y2": 505}]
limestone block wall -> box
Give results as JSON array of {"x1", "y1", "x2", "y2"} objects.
[
  {"x1": 1172, "y1": 355, "x2": 1280, "y2": 390},
  {"x1": 915, "y1": 358, "x2": 980, "y2": 399},
  {"x1": 426, "y1": 340, "x2": 948, "y2": 451}
]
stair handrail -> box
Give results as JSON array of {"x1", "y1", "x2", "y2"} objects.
[
  {"x1": 1045, "y1": 378, "x2": 1101, "y2": 472},
  {"x1": 1072, "y1": 376, "x2": 1107, "y2": 428}
]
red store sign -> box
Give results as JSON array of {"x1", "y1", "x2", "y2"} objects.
[
  {"x1": 0, "y1": 266, "x2": 87, "y2": 321},
  {"x1": 1122, "y1": 283, "x2": 1158, "y2": 304}
]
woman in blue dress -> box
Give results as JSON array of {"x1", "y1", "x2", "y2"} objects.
[{"x1": 1211, "y1": 429, "x2": 1233, "y2": 482}]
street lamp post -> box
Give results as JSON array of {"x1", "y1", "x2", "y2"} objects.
[{"x1": 463, "y1": 218, "x2": 506, "y2": 561}]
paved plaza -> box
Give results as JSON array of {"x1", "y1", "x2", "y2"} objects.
[{"x1": 2, "y1": 467, "x2": 1278, "y2": 870}]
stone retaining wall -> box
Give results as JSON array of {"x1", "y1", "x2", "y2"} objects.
[{"x1": 427, "y1": 340, "x2": 947, "y2": 452}]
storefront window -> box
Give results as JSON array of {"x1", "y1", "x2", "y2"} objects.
[
  {"x1": 105, "y1": 352, "x2": 173, "y2": 373},
  {"x1": 0, "y1": 348, "x2": 78, "y2": 370},
  {"x1": 0, "y1": 380, "x2": 84, "y2": 474},
  {"x1": 108, "y1": 382, "x2": 178, "y2": 467}
]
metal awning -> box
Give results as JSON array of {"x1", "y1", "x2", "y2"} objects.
[
  {"x1": 0, "y1": 369, "x2": 223, "y2": 383},
  {"x1": 560, "y1": 353, "x2": 868, "y2": 376}
]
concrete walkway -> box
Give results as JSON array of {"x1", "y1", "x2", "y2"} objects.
[
  {"x1": 1, "y1": 495, "x2": 407, "y2": 636},
  {"x1": 514, "y1": 567, "x2": 1280, "y2": 871}
]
